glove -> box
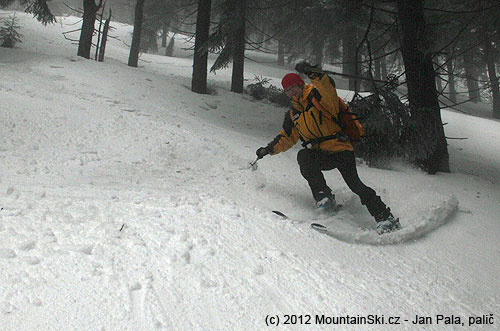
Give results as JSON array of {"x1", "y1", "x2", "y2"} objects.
[
  {"x1": 256, "y1": 146, "x2": 271, "y2": 159},
  {"x1": 295, "y1": 61, "x2": 321, "y2": 76}
]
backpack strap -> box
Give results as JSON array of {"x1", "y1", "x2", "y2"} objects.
[{"x1": 301, "y1": 134, "x2": 349, "y2": 149}]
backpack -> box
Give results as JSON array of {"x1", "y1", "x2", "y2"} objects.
[{"x1": 336, "y1": 98, "x2": 365, "y2": 142}]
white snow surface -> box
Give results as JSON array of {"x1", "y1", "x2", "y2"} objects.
[{"x1": 1, "y1": 12, "x2": 499, "y2": 330}]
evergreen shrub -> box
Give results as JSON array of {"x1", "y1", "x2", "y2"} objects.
[
  {"x1": 350, "y1": 88, "x2": 416, "y2": 168},
  {"x1": 0, "y1": 15, "x2": 22, "y2": 48},
  {"x1": 247, "y1": 76, "x2": 289, "y2": 107}
]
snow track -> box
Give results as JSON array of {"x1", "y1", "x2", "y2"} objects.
[{"x1": 310, "y1": 195, "x2": 459, "y2": 245}]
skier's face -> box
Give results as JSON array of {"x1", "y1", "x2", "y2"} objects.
[{"x1": 284, "y1": 85, "x2": 303, "y2": 99}]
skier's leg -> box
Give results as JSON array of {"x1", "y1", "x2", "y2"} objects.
[
  {"x1": 297, "y1": 149, "x2": 333, "y2": 201},
  {"x1": 336, "y1": 151, "x2": 390, "y2": 219}
]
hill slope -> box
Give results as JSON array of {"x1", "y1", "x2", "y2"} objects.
[{"x1": 1, "y1": 11, "x2": 499, "y2": 330}]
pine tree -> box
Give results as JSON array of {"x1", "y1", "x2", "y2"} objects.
[
  {"x1": 430, "y1": 0, "x2": 500, "y2": 117},
  {"x1": 477, "y1": 1, "x2": 500, "y2": 118},
  {"x1": 97, "y1": 9, "x2": 111, "y2": 62},
  {"x1": 340, "y1": 1, "x2": 363, "y2": 92},
  {"x1": 230, "y1": 0, "x2": 246, "y2": 93},
  {"x1": 483, "y1": 34, "x2": 500, "y2": 119},
  {"x1": 18, "y1": 0, "x2": 55, "y2": 25},
  {"x1": 0, "y1": 14, "x2": 22, "y2": 48},
  {"x1": 78, "y1": 0, "x2": 103, "y2": 59},
  {"x1": 191, "y1": 0, "x2": 212, "y2": 94},
  {"x1": 142, "y1": 0, "x2": 177, "y2": 54},
  {"x1": 128, "y1": 0, "x2": 146, "y2": 67},
  {"x1": 203, "y1": 0, "x2": 247, "y2": 93},
  {"x1": 397, "y1": 0, "x2": 449, "y2": 174},
  {"x1": 1, "y1": 0, "x2": 55, "y2": 25}
]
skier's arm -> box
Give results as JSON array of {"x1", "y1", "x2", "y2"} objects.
[
  {"x1": 267, "y1": 110, "x2": 300, "y2": 155},
  {"x1": 309, "y1": 73, "x2": 341, "y2": 118}
]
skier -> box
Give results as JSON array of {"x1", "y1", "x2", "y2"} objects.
[{"x1": 256, "y1": 62, "x2": 401, "y2": 234}]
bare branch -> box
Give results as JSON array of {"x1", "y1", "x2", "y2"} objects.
[{"x1": 61, "y1": 2, "x2": 83, "y2": 14}]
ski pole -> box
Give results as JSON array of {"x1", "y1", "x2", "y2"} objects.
[
  {"x1": 249, "y1": 157, "x2": 260, "y2": 170},
  {"x1": 309, "y1": 66, "x2": 402, "y2": 92}
]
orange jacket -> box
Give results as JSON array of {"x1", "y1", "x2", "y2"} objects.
[{"x1": 268, "y1": 74, "x2": 353, "y2": 155}]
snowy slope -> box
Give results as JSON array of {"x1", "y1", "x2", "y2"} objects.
[{"x1": 1, "y1": 12, "x2": 499, "y2": 330}]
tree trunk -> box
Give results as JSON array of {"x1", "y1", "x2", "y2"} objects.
[
  {"x1": 374, "y1": 57, "x2": 381, "y2": 81},
  {"x1": 230, "y1": 0, "x2": 246, "y2": 93},
  {"x1": 445, "y1": 47, "x2": 457, "y2": 104},
  {"x1": 373, "y1": 40, "x2": 383, "y2": 81},
  {"x1": 98, "y1": 10, "x2": 111, "y2": 62},
  {"x1": 128, "y1": 0, "x2": 146, "y2": 67},
  {"x1": 161, "y1": 28, "x2": 167, "y2": 48},
  {"x1": 78, "y1": 0, "x2": 101, "y2": 59},
  {"x1": 162, "y1": 13, "x2": 173, "y2": 48},
  {"x1": 191, "y1": 0, "x2": 212, "y2": 94},
  {"x1": 161, "y1": 22, "x2": 169, "y2": 48},
  {"x1": 483, "y1": 35, "x2": 500, "y2": 119},
  {"x1": 142, "y1": 26, "x2": 158, "y2": 53},
  {"x1": 342, "y1": 28, "x2": 359, "y2": 92},
  {"x1": 94, "y1": 4, "x2": 105, "y2": 61},
  {"x1": 381, "y1": 55, "x2": 387, "y2": 81},
  {"x1": 434, "y1": 59, "x2": 443, "y2": 94},
  {"x1": 165, "y1": 34, "x2": 175, "y2": 56},
  {"x1": 277, "y1": 39, "x2": 284, "y2": 66},
  {"x1": 463, "y1": 49, "x2": 481, "y2": 103},
  {"x1": 397, "y1": 0, "x2": 449, "y2": 174},
  {"x1": 311, "y1": 36, "x2": 324, "y2": 66}
]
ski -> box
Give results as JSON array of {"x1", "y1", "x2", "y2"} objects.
[
  {"x1": 272, "y1": 205, "x2": 343, "y2": 220},
  {"x1": 272, "y1": 207, "x2": 342, "y2": 225},
  {"x1": 274, "y1": 210, "x2": 407, "y2": 244},
  {"x1": 272, "y1": 210, "x2": 288, "y2": 218},
  {"x1": 310, "y1": 222, "x2": 328, "y2": 233}
]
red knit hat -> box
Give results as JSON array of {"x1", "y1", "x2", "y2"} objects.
[{"x1": 281, "y1": 73, "x2": 305, "y2": 90}]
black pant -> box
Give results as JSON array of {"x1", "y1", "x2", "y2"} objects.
[{"x1": 297, "y1": 149, "x2": 388, "y2": 219}]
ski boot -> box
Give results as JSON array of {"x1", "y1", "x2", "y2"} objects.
[
  {"x1": 375, "y1": 211, "x2": 401, "y2": 234},
  {"x1": 315, "y1": 191, "x2": 337, "y2": 213}
]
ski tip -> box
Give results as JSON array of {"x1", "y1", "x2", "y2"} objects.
[
  {"x1": 311, "y1": 223, "x2": 327, "y2": 233},
  {"x1": 272, "y1": 210, "x2": 288, "y2": 219}
]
